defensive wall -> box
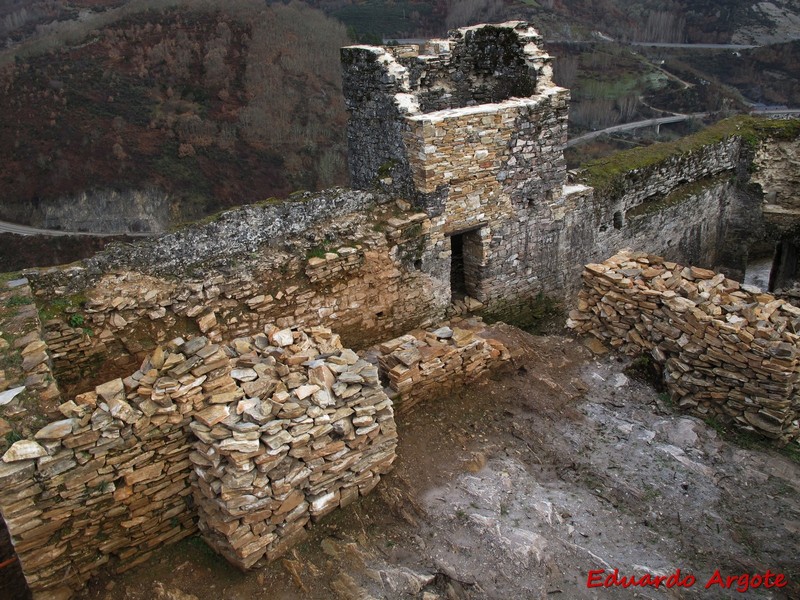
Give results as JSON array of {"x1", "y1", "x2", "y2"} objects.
[{"x1": 0, "y1": 20, "x2": 799, "y2": 598}]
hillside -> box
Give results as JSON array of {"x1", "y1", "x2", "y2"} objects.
[
  {"x1": 298, "y1": 0, "x2": 800, "y2": 45},
  {"x1": 521, "y1": 0, "x2": 800, "y2": 44},
  {"x1": 0, "y1": 0, "x2": 799, "y2": 237},
  {"x1": 0, "y1": 0, "x2": 350, "y2": 231},
  {"x1": 676, "y1": 41, "x2": 800, "y2": 107}
]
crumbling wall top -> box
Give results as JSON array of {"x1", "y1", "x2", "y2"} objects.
[{"x1": 342, "y1": 21, "x2": 557, "y2": 116}]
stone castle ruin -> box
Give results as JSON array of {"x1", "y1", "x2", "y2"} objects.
[{"x1": 0, "y1": 21, "x2": 799, "y2": 598}]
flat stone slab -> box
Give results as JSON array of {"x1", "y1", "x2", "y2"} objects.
[
  {"x1": 0, "y1": 386, "x2": 25, "y2": 406},
  {"x1": 34, "y1": 419, "x2": 76, "y2": 440},
  {"x1": 3, "y1": 440, "x2": 47, "y2": 462},
  {"x1": 6, "y1": 278, "x2": 28, "y2": 289}
]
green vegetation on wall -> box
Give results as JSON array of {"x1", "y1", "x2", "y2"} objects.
[{"x1": 579, "y1": 116, "x2": 800, "y2": 195}]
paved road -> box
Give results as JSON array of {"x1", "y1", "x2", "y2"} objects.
[
  {"x1": 0, "y1": 220, "x2": 153, "y2": 237},
  {"x1": 752, "y1": 108, "x2": 800, "y2": 116},
  {"x1": 566, "y1": 108, "x2": 800, "y2": 147},
  {"x1": 566, "y1": 114, "x2": 709, "y2": 147},
  {"x1": 629, "y1": 41, "x2": 758, "y2": 50},
  {"x1": 386, "y1": 38, "x2": 762, "y2": 51}
]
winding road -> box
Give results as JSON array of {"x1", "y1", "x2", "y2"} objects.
[
  {"x1": 566, "y1": 114, "x2": 709, "y2": 147},
  {"x1": 566, "y1": 108, "x2": 800, "y2": 147},
  {"x1": 0, "y1": 220, "x2": 153, "y2": 237}
]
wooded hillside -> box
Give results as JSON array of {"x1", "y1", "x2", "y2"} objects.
[{"x1": 0, "y1": 0, "x2": 350, "y2": 227}]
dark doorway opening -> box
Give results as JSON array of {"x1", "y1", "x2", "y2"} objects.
[
  {"x1": 0, "y1": 515, "x2": 31, "y2": 599},
  {"x1": 769, "y1": 240, "x2": 800, "y2": 292},
  {"x1": 449, "y1": 227, "x2": 484, "y2": 301},
  {"x1": 450, "y1": 232, "x2": 467, "y2": 298}
]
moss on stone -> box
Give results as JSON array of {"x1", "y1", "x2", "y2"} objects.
[
  {"x1": 38, "y1": 293, "x2": 88, "y2": 322},
  {"x1": 626, "y1": 174, "x2": 733, "y2": 219},
  {"x1": 580, "y1": 116, "x2": 800, "y2": 196},
  {"x1": 377, "y1": 160, "x2": 397, "y2": 178}
]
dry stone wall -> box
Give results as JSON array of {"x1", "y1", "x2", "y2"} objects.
[
  {"x1": 191, "y1": 325, "x2": 397, "y2": 570},
  {"x1": 0, "y1": 342, "x2": 201, "y2": 599},
  {"x1": 26, "y1": 198, "x2": 449, "y2": 394},
  {"x1": 568, "y1": 251, "x2": 800, "y2": 443},
  {"x1": 372, "y1": 318, "x2": 511, "y2": 414},
  {"x1": 0, "y1": 324, "x2": 399, "y2": 597}
]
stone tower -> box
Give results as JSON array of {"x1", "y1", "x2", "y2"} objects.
[{"x1": 341, "y1": 22, "x2": 577, "y2": 307}]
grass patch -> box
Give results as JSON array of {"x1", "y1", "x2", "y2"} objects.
[
  {"x1": 307, "y1": 244, "x2": 336, "y2": 260},
  {"x1": 0, "y1": 351, "x2": 22, "y2": 371},
  {"x1": 38, "y1": 294, "x2": 87, "y2": 322},
  {"x1": 781, "y1": 442, "x2": 800, "y2": 464},
  {"x1": 4, "y1": 295, "x2": 32, "y2": 308},
  {"x1": 0, "y1": 272, "x2": 22, "y2": 284}
]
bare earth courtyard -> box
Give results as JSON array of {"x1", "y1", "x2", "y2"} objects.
[{"x1": 75, "y1": 325, "x2": 800, "y2": 600}]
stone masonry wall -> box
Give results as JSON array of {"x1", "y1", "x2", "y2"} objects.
[
  {"x1": 568, "y1": 251, "x2": 800, "y2": 443},
  {"x1": 191, "y1": 325, "x2": 397, "y2": 570},
  {"x1": 753, "y1": 136, "x2": 800, "y2": 213},
  {"x1": 26, "y1": 196, "x2": 450, "y2": 394},
  {"x1": 342, "y1": 22, "x2": 572, "y2": 310},
  {"x1": 0, "y1": 324, "x2": 398, "y2": 597},
  {"x1": 341, "y1": 22, "x2": 563, "y2": 209},
  {"x1": 372, "y1": 318, "x2": 511, "y2": 414},
  {"x1": 395, "y1": 24, "x2": 544, "y2": 113},
  {"x1": 340, "y1": 24, "x2": 785, "y2": 318},
  {"x1": 592, "y1": 137, "x2": 743, "y2": 219},
  {"x1": 0, "y1": 347, "x2": 200, "y2": 599},
  {"x1": 551, "y1": 136, "x2": 767, "y2": 302}
]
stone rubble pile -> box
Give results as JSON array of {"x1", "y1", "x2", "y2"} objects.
[
  {"x1": 447, "y1": 295, "x2": 485, "y2": 317},
  {"x1": 568, "y1": 251, "x2": 800, "y2": 442},
  {"x1": 375, "y1": 319, "x2": 510, "y2": 414},
  {"x1": 190, "y1": 325, "x2": 397, "y2": 569}
]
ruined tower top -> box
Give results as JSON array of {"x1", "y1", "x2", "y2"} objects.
[
  {"x1": 341, "y1": 22, "x2": 569, "y2": 226},
  {"x1": 342, "y1": 21, "x2": 555, "y2": 116}
]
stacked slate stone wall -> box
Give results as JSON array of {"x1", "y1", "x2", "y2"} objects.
[
  {"x1": 373, "y1": 319, "x2": 511, "y2": 414},
  {"x1": 191, "y1": 325, "x2": 397, "y2": 569},
  {"x1": 26, "y1": 198, "x2": 449, "y2": 394},
  {"x1": 0, "y1": 325, "x2": 398, "y2": 597},
  {"x1": 0, "y1": 343, "x2": 202, "y2": 599},
  {"x1": 568, "y1": 251, "x2": 800, "y2": 443}
]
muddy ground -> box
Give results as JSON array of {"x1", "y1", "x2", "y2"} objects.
[{"x1": 78, "y1": 326, "x2": 800, "y2": 600}]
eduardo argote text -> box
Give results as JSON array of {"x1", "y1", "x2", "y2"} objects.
[{"x1": 586, "y1": 568, "x2": 789, "y2": 593}]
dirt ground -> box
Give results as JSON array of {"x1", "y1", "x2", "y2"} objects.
[{"x1": 77, "y1": 326, "x2": 800, "y2": 600}]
